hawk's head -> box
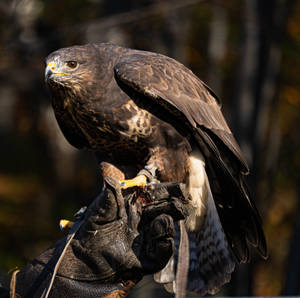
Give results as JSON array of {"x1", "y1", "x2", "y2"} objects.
[{"x1": 45, "y1": 43, "x2": 112, "y2": 98}]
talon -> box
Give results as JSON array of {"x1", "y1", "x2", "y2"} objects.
[
  {"x1": 120, "y1": 174, "x2": 148, "y2": 190},
  {"x1": 59, "y1": 219, "x2": 74, "y2": 231}
]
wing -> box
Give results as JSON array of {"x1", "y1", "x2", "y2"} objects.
[
  {"x1": 114, "y1": 51, "x2": 267, "y2": 263},
  {"x1": 114, "y1": 51, "x2": 249, "y2": 174}
]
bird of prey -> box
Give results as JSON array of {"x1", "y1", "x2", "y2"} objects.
[{"x1": 45, "y1": 43, "x2": 267, "y2": 295}]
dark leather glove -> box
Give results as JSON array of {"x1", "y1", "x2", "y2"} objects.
[{"x1": 14, "y1": 177, "x2": 191, "y2": 297}]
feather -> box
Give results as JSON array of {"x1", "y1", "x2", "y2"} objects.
[{"x1": 155, "y1": 153, "x2": 236, "y2": 295}]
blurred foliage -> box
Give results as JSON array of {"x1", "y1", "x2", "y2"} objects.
[{"x1": 0, "y1": 0, "x2": 299, "y2": 296}]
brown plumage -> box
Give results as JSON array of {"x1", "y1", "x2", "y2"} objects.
[{"x1": 45, "y1": 43, "x2": 267, "y2": 295}]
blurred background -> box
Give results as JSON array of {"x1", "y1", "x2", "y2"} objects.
[{"x1": 0, "y1": 0, "x2": 299, "y2": 296}]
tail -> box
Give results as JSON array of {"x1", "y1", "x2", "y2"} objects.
[{"x1": 154, "y1": 150, "x2": 236, "y2": 295}]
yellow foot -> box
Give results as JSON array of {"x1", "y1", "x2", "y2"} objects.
[
  {"x1": 120, "y1": 174, "x2": 147, "y2": 190},
  {"x1": 59, "y1": 219, "x2": 74, "y2": 231}
]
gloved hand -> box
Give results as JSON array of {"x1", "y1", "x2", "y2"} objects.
[{"x1": 13, "y1": 177, "x2": 191, "y2": 298}]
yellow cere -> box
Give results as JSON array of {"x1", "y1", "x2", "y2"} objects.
[
  {"x1": 47, "y1": 61, "x2": 56, "y2": 71},
  {"x1": 47, "y1": 61, "x2": 70, "y2": 76}
]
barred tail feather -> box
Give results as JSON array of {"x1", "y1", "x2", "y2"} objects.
[
  {"x1": 186, "y1": 171, "x2": 236, "y2": 295},
  {"x1": 186, "y1": 150, "x2": 236, "y2": 294},
  {"x1": 154, "y1": 151, "x2": 236, "y2": 295}
]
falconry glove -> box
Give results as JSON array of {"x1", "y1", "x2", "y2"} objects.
[{"x1": 12, "y1": 177, "x2": 191, "y2": 298}]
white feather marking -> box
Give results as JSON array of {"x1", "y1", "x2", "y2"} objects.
[
  {"x1": 130, "y1": 114, "x2": 140, "y2": 124},
  {"x1": 154, "y1": 256, "x2": 175, "y2": 284},
  {"x1": 185, "y1": 150, "x2": 207, "y2": 231}
]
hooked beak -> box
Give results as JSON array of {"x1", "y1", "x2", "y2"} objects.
[
  {"x1": 45, "y1": 62, "x2": 55, "y2": 80},
  {"x1": 45, "y1": 61, "x2": 70, "y2": 80}
]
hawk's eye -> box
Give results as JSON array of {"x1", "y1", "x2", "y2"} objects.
[{"x1": 65, "y1": 61, "x2": 78, "y2": 69}]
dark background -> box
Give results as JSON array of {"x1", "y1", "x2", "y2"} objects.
[{"x1": 0, "y1": 0, "x2": 299, "y2": 296}]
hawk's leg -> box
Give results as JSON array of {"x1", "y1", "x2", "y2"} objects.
[
  {"x1": 120, "y1": 174, "x2": 148, "y2": 190},
  {"x1": 98, "y1": 161, "x2": 152, "y2": 190},
  {"x1": 120, "y1": 168, "x2": 159, "y2": 190},
  {"x1": 119, "y1": 144, "x2": 187, "y2": 190},
  {"x1": 120, "y1": 148, "x2": 162, "y2": 190}
]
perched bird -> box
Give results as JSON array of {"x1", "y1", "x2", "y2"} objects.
[{"x1": 45, "y1": 43, "x2": 267, "y2": 295}]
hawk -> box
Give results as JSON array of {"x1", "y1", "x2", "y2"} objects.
[{"x1": 45, "y1": 43, "x2": 267, "y2": 295}]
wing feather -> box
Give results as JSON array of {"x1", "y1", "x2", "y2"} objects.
[
  {"x1": 114, "y1": 52, "x2": 249, "y2": 174},
  {"x1": 113, "y1": 50, "x2": 267, "y2": 262}
]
